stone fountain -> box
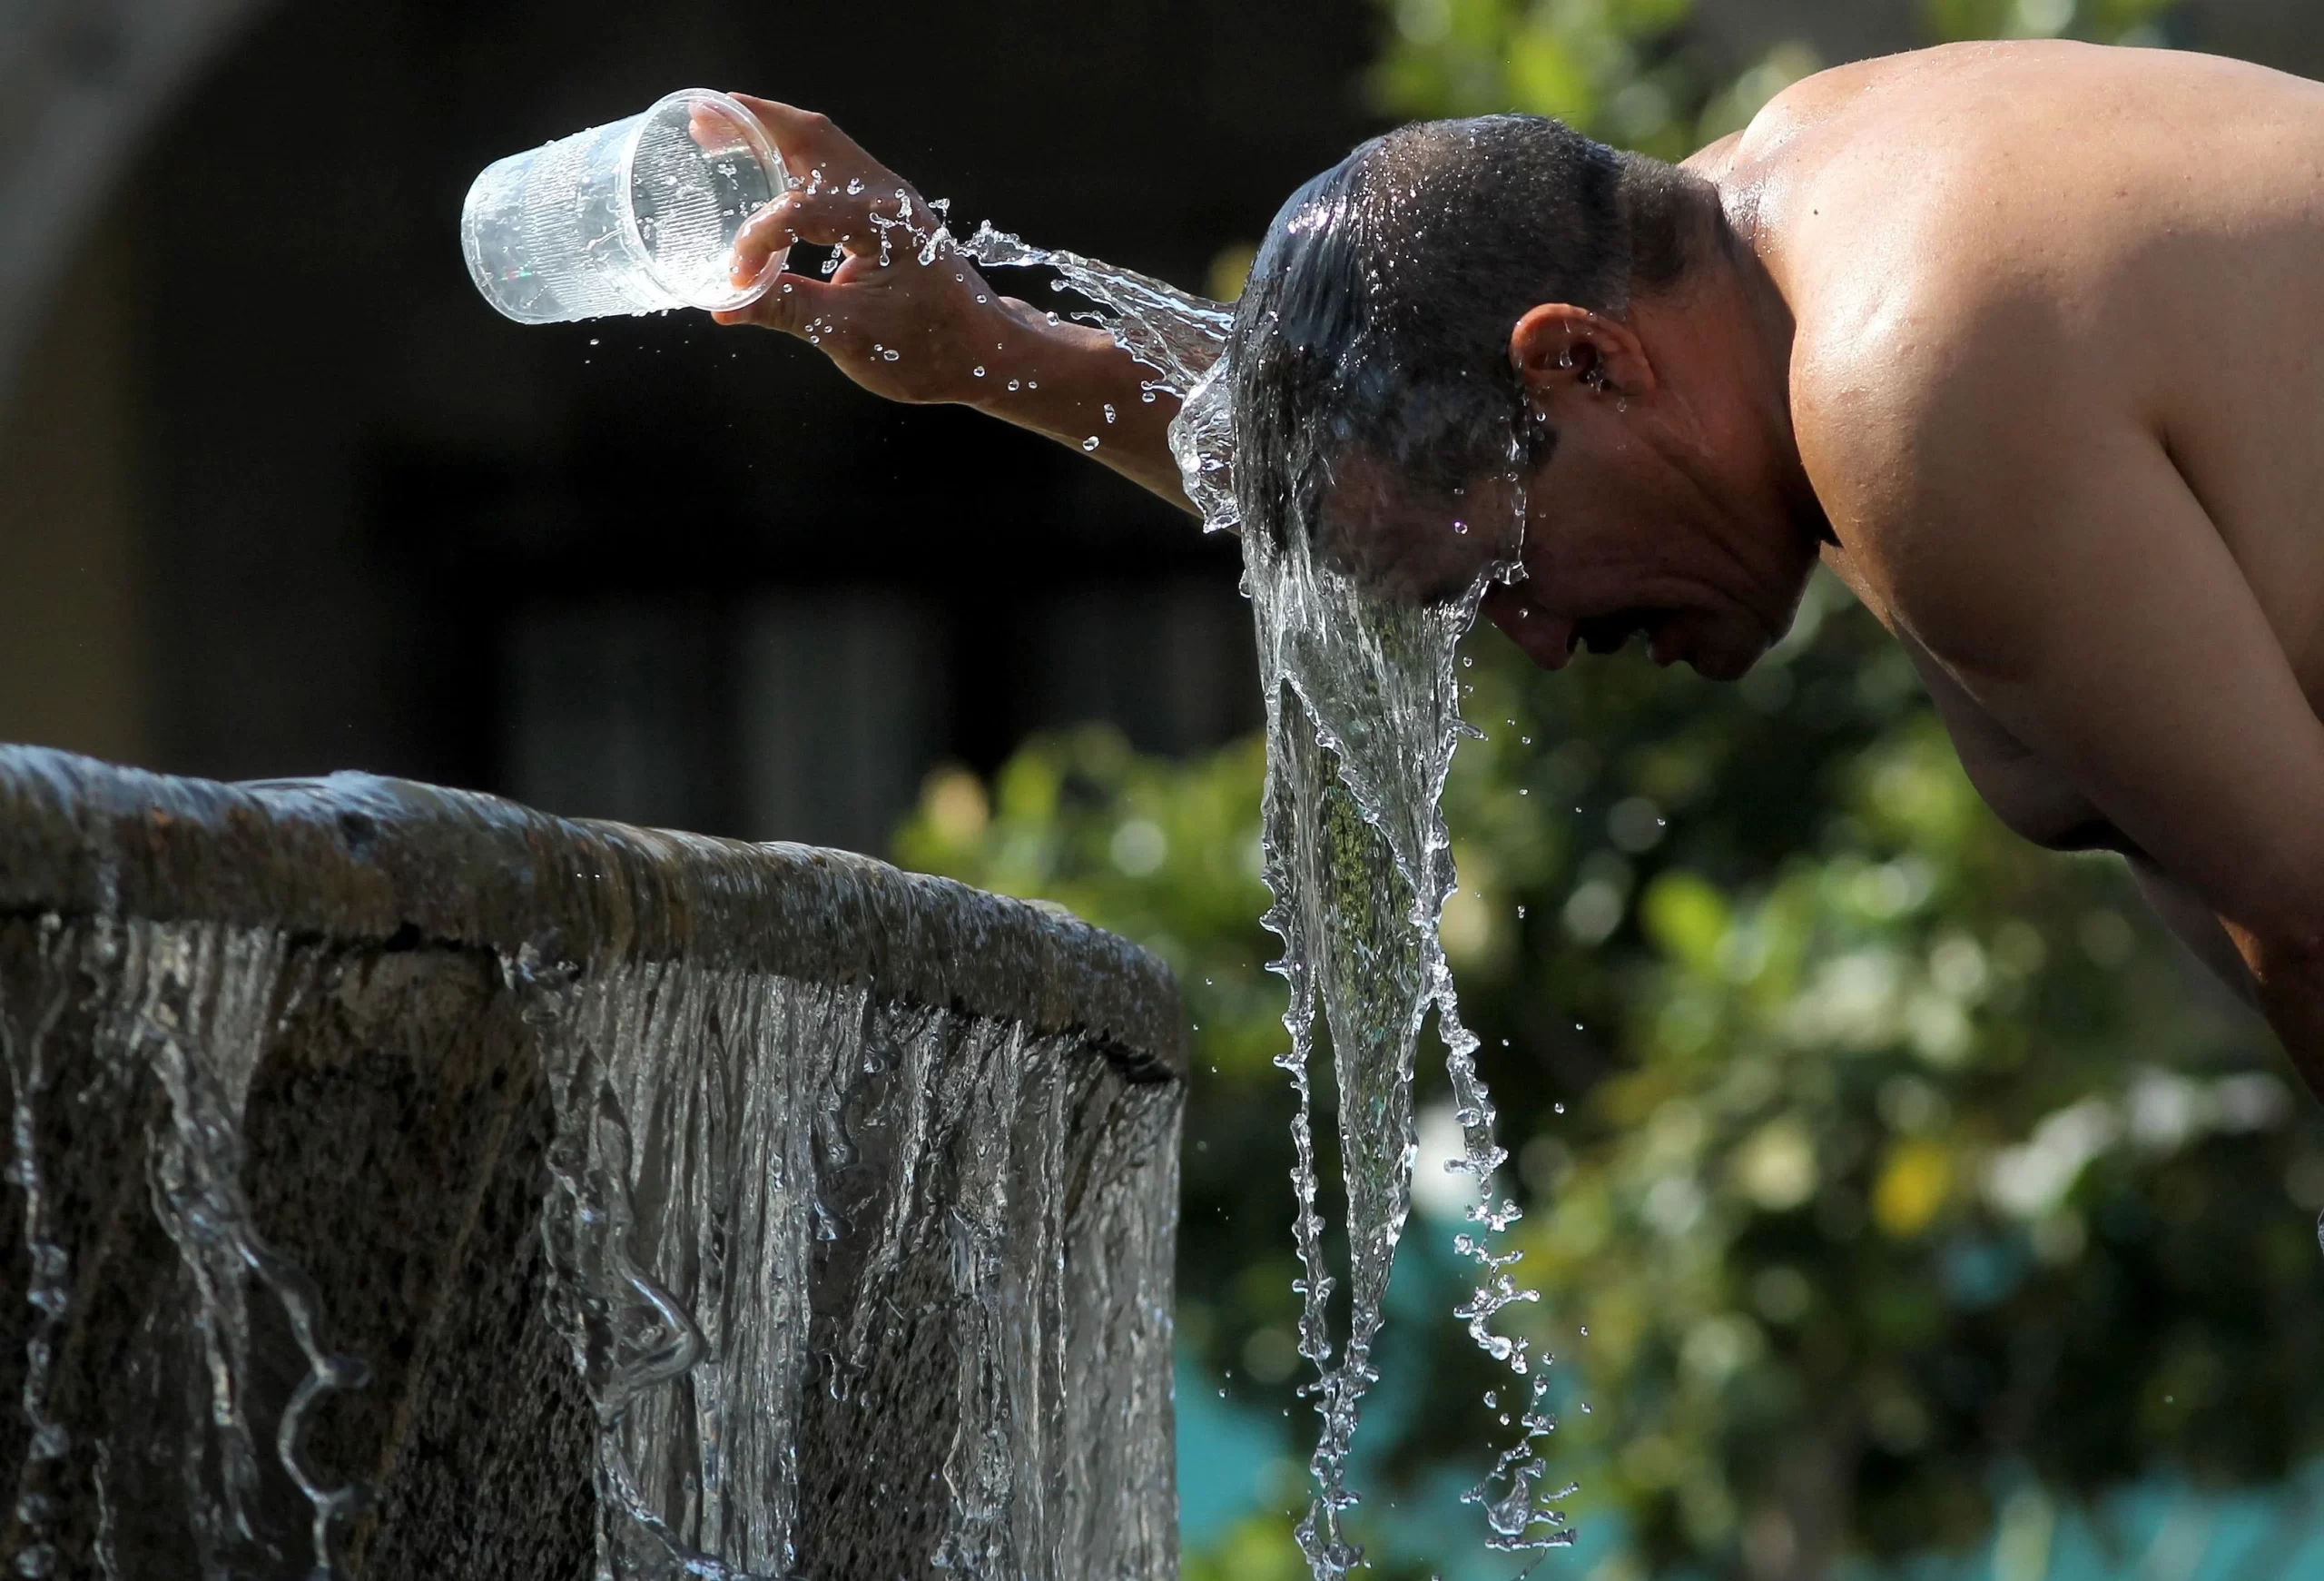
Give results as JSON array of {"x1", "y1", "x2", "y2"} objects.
[{"x1": 0, "y1": 745, "x2": 1182, "y2": 1579}]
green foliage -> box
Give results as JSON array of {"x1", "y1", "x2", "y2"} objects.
[
  {"x1": 1922, "y1": 0, "x2": 2174, "y2": 49},
  {"x1": 1370, "y1": 0, "x2": 1706, "y2": 157},
  {"x1": 1369, "y1": 0, "x2": 2177, "y2": 159}
]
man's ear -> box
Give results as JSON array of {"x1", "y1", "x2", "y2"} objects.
[{"x1": 1510, "y1": 303, "x2": 1656, "y2": 405}]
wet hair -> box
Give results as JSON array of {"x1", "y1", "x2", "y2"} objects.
[{"x1": 1226, "y1": 114, "x2": 1710, "y2": 565}]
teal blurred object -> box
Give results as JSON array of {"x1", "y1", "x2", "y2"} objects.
[{"x1": 1176, "y1": 1352, "x2": 1291, "y2": 1546}]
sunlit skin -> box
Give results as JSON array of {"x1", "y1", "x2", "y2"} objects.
[
  {"x1": 714, "y1": 47, "x2": 2324, "y2": 1093},
  {"x1": 1478, "y1": 286, "x2": 1824, "y2": 684}
]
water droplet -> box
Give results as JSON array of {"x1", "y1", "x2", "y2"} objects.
[
  {"x1": 1082, "y1": 436, "x2": 1100, "y2": 451},
  {"x1": 972, "y1": 366, "x2": 987, "y2": 378},
  {"x1": 882, "y1": 349, "x2": 901, "y2": 362}
]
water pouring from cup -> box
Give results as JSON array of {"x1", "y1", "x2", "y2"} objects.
[{"x1": 461, "y1": 88, "x2": 789, "y2": 324}]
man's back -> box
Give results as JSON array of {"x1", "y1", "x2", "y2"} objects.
[
  {"x1": 1688, "y1": 44, "x2": 2324, "y2": 1060},
  {"x1": 1718, "y1": 43, "x2": 2324, "y2": 704}
]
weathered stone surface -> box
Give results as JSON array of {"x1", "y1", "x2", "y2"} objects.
[
  {"x1": 0, "y1": 747, "x2": 1182, "y2": 1076},
  {"x1": 0, "y1": 746, "x2": 1182, "y2": 1578}
]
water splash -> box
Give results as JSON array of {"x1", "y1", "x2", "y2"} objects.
[
  {"x1": 972, "y1": 226, "x2": 1575, "y2": 1567},
  {"x1": 1198, "y1": 359, "x2": 1575, "y2": 1567},
  {"x1": 960, "y1": 222, "x2": 1233, "y2": 413}
]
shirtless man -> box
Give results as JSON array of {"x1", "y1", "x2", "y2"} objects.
[{"x1": 714, "y1": 42, "x2": 2324, "y2": 1095}]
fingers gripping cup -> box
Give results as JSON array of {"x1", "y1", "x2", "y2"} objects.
[{"x1": 462, "y1": 89, "x2": 789, "y2": 324}]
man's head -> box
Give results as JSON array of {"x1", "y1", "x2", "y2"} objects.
[{"x1": 1227, "y1": 114, "x2": 1821, "y2": 681}]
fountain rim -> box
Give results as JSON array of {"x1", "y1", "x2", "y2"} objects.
[{"x1": 0, "y1": 744, "x2": 1183, "y2": 1082}]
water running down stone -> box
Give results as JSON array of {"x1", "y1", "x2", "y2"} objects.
[{"x1": 0, "y1": 747, "x2": 1180, "y2": 1577}]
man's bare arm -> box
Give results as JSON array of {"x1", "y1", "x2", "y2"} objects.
[{"x1": 711, "y1": 99, "x2": 1192, "y2": 509}]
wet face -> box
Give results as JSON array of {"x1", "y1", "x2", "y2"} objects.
[
  {"x1": 1480, "y1": 428, "x2": 1817, "y2": 682},
  {"x1": 1315, "y1": 411, "x2": 1818, "y2": 682},
  {"x1": 1303, "y1": 271, "x2": 1821, "y2": 673},
  {"x1": 1311, "y1": 450, "x2": 1526, "y2": 606},
  {"x1": 1481, "y1": 296, "x2": 1822, "y2": 681}
]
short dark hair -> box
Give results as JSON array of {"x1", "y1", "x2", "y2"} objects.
[{"x1": 1226, "y1": 114, "x2": 1706, "y2": 564}]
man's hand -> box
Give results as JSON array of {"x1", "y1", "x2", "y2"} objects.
[
  {"x1": 708, "y1": 96, "x2": 1194, "y2": 508},
  {"x1": 711, "y1": 96, "x2": 1016, "y2": 406}
]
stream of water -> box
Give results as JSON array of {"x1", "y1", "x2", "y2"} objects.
[{"x1": 962, "y1": 227, "x2": 1578, "y2": 1570}]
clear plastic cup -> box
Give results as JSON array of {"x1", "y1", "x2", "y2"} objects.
[{"x1": 462, "y1": 89, "x2": 789, "y2": 324}]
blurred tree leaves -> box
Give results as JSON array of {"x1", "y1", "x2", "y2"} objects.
[
  {"x1": 1368, "y1": 0, "x2": 2179, "y2": 159},
  {"x1": 896, "y1": 1, "x2": 2324, "y2": 1576}
]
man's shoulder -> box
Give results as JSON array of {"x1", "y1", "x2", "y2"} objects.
[
  {"x1": 1786, "y1": 256, "x2": 2052, "y2": 516},
  {"x1": 1786, "y1": 247, "x2": 2128, "y2": 662}
]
